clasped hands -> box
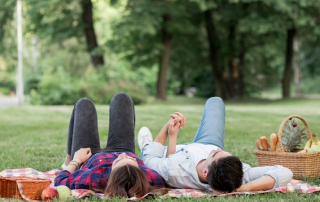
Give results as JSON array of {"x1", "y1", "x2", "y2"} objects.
[{"x1": 167, "y1": 112, "x2": 186, "y2": 136}]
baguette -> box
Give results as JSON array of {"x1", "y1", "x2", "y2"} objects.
[
  {"x1": 270, "y1": 133, "x2": 277, "y2": 151},
  {"x1": 255, "y1": 139, "x2": 263, "y2": 150},
  {"x1": 260, "y1": 136, "x2": 270, "y2": 150}
]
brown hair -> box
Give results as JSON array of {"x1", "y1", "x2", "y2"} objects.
[{"x1": 103, "y1": 164, "x2": 168, "y2": 198}]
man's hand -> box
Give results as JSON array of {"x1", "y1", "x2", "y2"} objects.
[
  {"x1": 169, "y1": 112, "x2": 186, "y2": 130},
  {"x1": 73, "y1": 148, "x2": 92, "y2": 164},
  {"x1": 168, "y1": 118, "x2": 181, "y2": 136}
]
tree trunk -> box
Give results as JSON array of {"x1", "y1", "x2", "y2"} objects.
[
  {"x1": 238, "y1": 39, "x2": 245, "y2": 98},
  {"x1": 204, "y1": 10, "x2": 229, "y2": 100},
  {"x1": 156, "y1": 14, "x2": 172, "y2": 100},
  {"x1": 81, "y1": 0, "x2": 104, "y2": 68},
  {"x1": 293, "y1": 37, "x2": 301, "y2": 96},
  {"x1": 282, "y1": 28, "x2": 296, "y2": 98},
  {"x1": 228, "y1": 24, "x2": 237, "y2": 97}
]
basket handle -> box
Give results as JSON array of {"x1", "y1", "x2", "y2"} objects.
[{"x1": 276, "y1": 115, "x2": 312, "y2": 152}]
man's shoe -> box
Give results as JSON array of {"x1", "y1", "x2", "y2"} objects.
[{"x1": 138, "y1": 127, "x2": 153, "y2": 150}]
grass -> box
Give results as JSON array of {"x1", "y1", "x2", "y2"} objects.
[{"x1": 1, "y1": 96, "x2": 320, "y2": 201}]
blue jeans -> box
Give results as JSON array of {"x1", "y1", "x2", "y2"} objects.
[
  {"x1": 141, "y1": 97, "x2": 225, "y2": 160},
  {"x1": 192, "y1": 97, "x2": 225, "y2": 149}
]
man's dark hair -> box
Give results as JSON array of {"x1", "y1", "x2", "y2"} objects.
[{"x1": 207, "y1": 156, "x2": 243, "y2": 192}]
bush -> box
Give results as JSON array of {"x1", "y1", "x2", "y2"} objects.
[
  {"x1": 301, "y1": 77, "x2": 320, "y2": 94},
  {"x1": 0, "y1": 72, "x2": 15, "y2": 95},
  {"x1": 30, "y1": 67, "x2": 149, "y2": 105}
]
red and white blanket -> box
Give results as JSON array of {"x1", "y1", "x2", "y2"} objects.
[{"x1": 1, "y1": 168, "x2": 320, "y2": 201}]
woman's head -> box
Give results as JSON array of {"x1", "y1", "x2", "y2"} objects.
[
  {"x1": 112, "y1": 152, "x2": 138, "y2": 170},
  {"x1": 105, "y1": 164, "x2": 168, "y2": 198}
]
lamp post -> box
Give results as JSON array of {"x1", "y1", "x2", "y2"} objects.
[{"x1": 16, "y1": 0, "x2": 24, "y2": 105}]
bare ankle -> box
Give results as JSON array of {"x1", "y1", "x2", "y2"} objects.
[{"x1": 64, "y1": 154, "x2": 71, "y2": 165}]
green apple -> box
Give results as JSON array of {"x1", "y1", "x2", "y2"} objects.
[{"x1": 56, "y1": 185, "x2": 71, "y2": 200}]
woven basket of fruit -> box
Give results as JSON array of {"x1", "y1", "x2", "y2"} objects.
[{"x1": 254, "y1": 115, "x2": 320, "y2": 180}]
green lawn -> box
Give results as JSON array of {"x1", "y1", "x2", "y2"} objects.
[{"x1": 1, "y1": 96, "x2": 320, "y2": 201}]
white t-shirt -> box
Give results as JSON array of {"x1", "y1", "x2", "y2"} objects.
[{"x1": 163, "y1": 143, "x2": 219, "y2": 166}]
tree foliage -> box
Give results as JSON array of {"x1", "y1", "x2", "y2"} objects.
[{"x1": 1, "y1": 0, "x2": 320, "y2": 102}]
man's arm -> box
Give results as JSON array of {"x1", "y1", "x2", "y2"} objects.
[
  {"x1": 239, "y1": 164, "x2": 293, "y2": 192},
  {"x1": 153, "y1": 119, "x2": 179, "y2": 157},
  {"x1": 166, "y1": 118, "x2": 179, "y2": 157},
  {"x1": 236, "y1": 175, "x2": 275, "y2": 192},
  {"x1": 153, "y1": 112, "x2": 186, "y2": 157},
  {"x1": 154, "y1": 113, "x2": 186, "y2": 157}
]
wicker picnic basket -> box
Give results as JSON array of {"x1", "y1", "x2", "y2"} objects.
[
  {"x1": 0, "y1": 176, "x2": 51, "y2": 200},
  {"x1": 254, "y1": 115, "x2": 320, "y2": 180}
]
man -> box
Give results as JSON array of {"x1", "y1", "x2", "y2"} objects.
[{"x1": 138, "y1": 97, "x2": 293, "y2": 193}]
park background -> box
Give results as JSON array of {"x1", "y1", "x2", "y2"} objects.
[{"x1": 1, "y1": 0, "x2": 320, "y2": 201}]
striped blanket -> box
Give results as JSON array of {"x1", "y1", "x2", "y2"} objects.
[{"x1": 1, "y1": 168, "x2": 320, "y2": 201}]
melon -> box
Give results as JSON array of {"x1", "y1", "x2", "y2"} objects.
[{"x1": 307, "y1": 145, "x2": 320, "y2": 153}]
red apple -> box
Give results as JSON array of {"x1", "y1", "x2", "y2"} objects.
[{"x1": 41, "y1": 187, "x2": 59, "y2": 202}]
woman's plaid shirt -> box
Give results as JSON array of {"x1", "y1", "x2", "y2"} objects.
[{"x1": 54, "y1": 152, "x2": 166, "y2": 189}]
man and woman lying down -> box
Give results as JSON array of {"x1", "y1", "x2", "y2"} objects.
[{"x1": 54, "y1": 93, "x2": 293, "y2": 198}]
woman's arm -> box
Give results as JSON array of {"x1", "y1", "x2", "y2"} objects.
[
  {"x1": 236, "y1": 175, "x2": 275, "y2": 192},
  {"x1": 154, "y1": 121, "x2": 170, "y2": 145},
  {"x1": 66, "y1": 148, "x2": 92, "y2": 173}
]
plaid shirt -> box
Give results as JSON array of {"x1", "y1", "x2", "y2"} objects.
[{"x1": 54, "y1": 152, "x2": 166, "y2": 189}]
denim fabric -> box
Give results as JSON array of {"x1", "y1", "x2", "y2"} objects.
[{"x1": 192, "y1": 97, "x2": 225, "y2": 149}]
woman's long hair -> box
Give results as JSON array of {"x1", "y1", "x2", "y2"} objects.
[{"x1": 103, "y1": 164, "x2": 168, "y2": 198}]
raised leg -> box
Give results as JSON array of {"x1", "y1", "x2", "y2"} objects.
[
  {"x1": 192, "y1": 97, "x2": 225, "y2": 149},
  {"x1": 103, "y1": 93, "x2": 136, "y2": 154},
  {"x1": 67, "y1": 98, "x2": 101, "y2": 160}
]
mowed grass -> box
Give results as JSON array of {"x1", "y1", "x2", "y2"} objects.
[{"x1": 1, "y1": 96, "x2": 320, "y2": 201}]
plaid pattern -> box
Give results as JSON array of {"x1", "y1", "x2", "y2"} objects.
[
  {"x1": 165, "y1": 179, "x2": 320, "y2": 197},
  {"x1": 54, "y1": 152, "x2": 166, "y2": 189},
  {"x1": 0, "y1": 168, "x2": 60, "y2": 182},
  {"x1": 2, "y1": 168, "x2": 320, "y2": 200}
]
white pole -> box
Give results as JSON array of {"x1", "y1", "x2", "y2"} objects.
[
  {"x1": 17, "y1": 0, "x2": 24, "y2": 105},
  {"x1": 32, "y1": 35, "x2": 37, "y2": 72}
]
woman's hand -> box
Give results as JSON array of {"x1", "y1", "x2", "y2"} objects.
[{"x1": 73, "y1": 148, "x2": 92, "y2": 164}]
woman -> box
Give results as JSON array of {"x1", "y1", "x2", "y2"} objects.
[{"x1": 54, "y1": 93, "x2": 168, "y2": 198}]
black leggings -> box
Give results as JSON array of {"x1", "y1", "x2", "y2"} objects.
[{"x1": 67, "y1": 93, "x2": 135, "y2": 160}]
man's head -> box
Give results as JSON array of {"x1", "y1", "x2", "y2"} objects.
[
  {"x1": 201, "y1": 148, "x2": 243, "y2": 192},
  {"x1": 207, "y1": 154, "x2": 243, "y2": 192}
]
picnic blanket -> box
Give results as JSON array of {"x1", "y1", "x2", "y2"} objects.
[{"x1": 1, "y1": 168, "x2": 320, "y2": 201}]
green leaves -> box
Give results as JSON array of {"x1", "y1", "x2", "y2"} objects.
[{"x1": 282, "y1": 118, "x2": 307, "y2": 151}]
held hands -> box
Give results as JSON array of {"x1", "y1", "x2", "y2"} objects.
[
  {"x1": 168, "y1": 112, "x2": 186, "y2": 136},
  {"x1": 73, "y1": 148, "x2": 92, "y2": 164}
]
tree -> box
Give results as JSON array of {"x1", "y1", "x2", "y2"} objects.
[
  {"x1": 282, "y1": 28, "x2": 295, "y2": 98},
  {"x1": 156, "y1": 14, "x2": 172, "y2": 100},
  {"x1": 204, "y1": 9, "x2": 229, "y2": 100},
  {"x1": 109, "y1": 0, "x2": 203, "y2": 100},
  {"x1": 0, "y1": 0, "x2": 16, "y2": 48},
  {"x1": 81, "y1": 0, "x2": 104, "y2": 67},
  {"x1": 25, "y1": 0, "x2": 104, "y2": 68}
]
